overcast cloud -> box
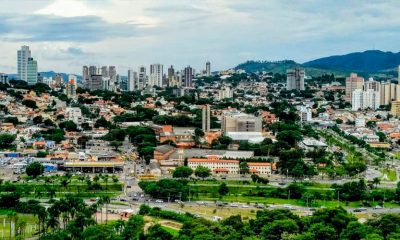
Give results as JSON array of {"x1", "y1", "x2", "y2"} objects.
[{"x1": 0, "y1": 0, "x2": 399, "y2": 74}]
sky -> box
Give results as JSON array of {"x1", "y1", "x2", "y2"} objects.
[{"x1": 0, "y1": 0, "x2": 399, "y2": 75}]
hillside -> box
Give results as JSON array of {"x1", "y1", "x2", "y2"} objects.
[{"x1": 303, "y1": 50, "x2": 400, "y2": 73}]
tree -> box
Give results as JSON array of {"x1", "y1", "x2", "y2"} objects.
[
  {"x1": 239, "y1": 162, "x2": 250, "y2": 176},
  {"x1": 194, "y1": 128, "x2": 205, "y2": 137},
  {"x1": 33, "y1": 115, "x2": 43, "y2": 124},
  {"x1": 110, "y1": 141, "x2": 122, "y2": 151},
  {"x1": 172, "y1": 166, "x2": 193, "y2": 178},
  {"x1": 218, "y1": 182, "x2": 229, "y2": 196},
  {"x1": 146, "y1": 224, "x2": 173, "y2": 240},
  {"x1": 372, "y1": 177, "x2": 381, "y2": 189},
  {"x1": 25, "y1": 162, "x2": 44, "y2": 178},
  {"x1": 261, "y1": 219, "x2": 299, "y2": 240},
  {"x1": 22, "y1": 99, "x2": 37, "y2": 109},
  {"x1": 122, "y1": 215, "x2": 144, "y2": 239},
  {"x1": 44, "y1": 119, "x2": 55, "y2": 127},
  {"x1": 94, "y1": 117, "x2": 111, "y2": 129},
  {"x1": 37, "y1": 151, "x2": 48, "y2": 158},
  {"x1": 59, "y1": 120, "x2": 78, "y2": 132},
  {"x1": 0, "y1": 133, "x2": 16, "y2": 149},
  {"x1": 194, "y1": 166, "x2": 211, "y2": 180}
]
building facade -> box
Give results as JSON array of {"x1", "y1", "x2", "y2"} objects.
[{"x1": 286, "y1": 68, "x2": 305, "y2": 91}]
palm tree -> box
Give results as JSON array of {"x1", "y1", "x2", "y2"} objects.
[
  {"x1": 16, "y1": 219, "x2": 26, "y2": 238},
  {"x1": 373, "y1": 177, "x2": 381, "y2": 188},
  {"x1": 103, "y1": 175, "x2": 109, "y2": 191},
  {"x1": 114, "y1": 219, "x2": 125, "y2": 234},
  {"x1": 102, "y1": 196, "x2": 111, "y2": 223},
  {"x1": 96, "y1": 198, "x2": 104, "y2": 223},
  {"x1": 60, "y1": 179, "x2": 70, "y2": 196}
]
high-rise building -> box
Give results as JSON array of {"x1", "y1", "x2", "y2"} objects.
[
  {"x1": 345, "y1": 73, "x2": 364, "y2": 102},
  {"x1": 183, "y1": 66, "x2": 193, "y2": 87},
  {"x1": 127, "y1": 69, "x2": 138, "y2": 91},
  {"x1": 202, "y1": 104, "x2": 211, "y2": 132},
  {"x1": 66, "y1": 75, "x2": 77, "y2": 97},
  {"x1": 150, "y1": 64, "x2": 163, "y2": 87},
  {"x1": 206, "y1": 61, "x2": 211, "y2": 76},
  {"x1": 380, "y1": 81, "x2": 391, "y2": 105},
  {"x1": 168, "y1": 65, "x2": 175, "y2": 86},
  {"x1": 109, "y1": 66, "x2": 116, "y2": 79},
  {"x1": 17, "y1": 46, "x2": 31, "y2": 81},
  {"x1": 89, "y1": 66, "x2": 97, "y2": 76},
  {"x1": 87, "y1": 75, "x2": 102, "y2": 91},
  {"x1": 82, "y1": 66, "x2": 89, "y2": 84},
  {"x1": 27, "y1": 57, "x2": 38, "y2": 85},
  {"x1": 0, "y1": 73, "x2": 8, "y2": 84},
  {"x1": 101, "y1": 66, "x2": 108, "y2": 77},
  {"x1": 286, "y1": 68, "x2": 305, "y2": 91},
  {"x1": 352, "y1": 89, "x2": 380, "y2": 111},
  {"x1": 364, "y1": 78, "x2": 380, "y2": 92},
  {"x1": 138, "y1": 66, "x2": 146, "y2": 90}
]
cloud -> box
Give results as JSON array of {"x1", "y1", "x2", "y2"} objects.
[{"x1": 0, "y1": 14, "x2": 143, "y2": 42}]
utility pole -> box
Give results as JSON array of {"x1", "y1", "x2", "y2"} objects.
[
  {"x1": 337, "y1": 190, "x2": 340, "y2": 206},
  {"x1": 288, "y1": 189, "x2": 290, "y2": 200}
]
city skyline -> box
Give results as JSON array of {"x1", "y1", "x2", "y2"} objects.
[{"x1": 0, "y1": 0, "x2": 400, "y2": 74}]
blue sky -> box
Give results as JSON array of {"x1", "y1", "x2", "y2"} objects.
[{"x1": 0, "y1": 0, "x2": 399, "y2": 74}]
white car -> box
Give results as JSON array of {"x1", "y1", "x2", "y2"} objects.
[
  {"x1": 242, "y1": 204, "x2": 249, "y2": 208},
  {"x1": 373, "y1": 205, "x2": 383, "y2": 209},
  {"x1": 155, "y1": 199, "x2": 163, "y2": 203},
  {"x1": 229, "y1": 203, "x2": 239, "y2": 207}
]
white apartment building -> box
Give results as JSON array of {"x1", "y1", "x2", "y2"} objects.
[
  {"x1": 150, "y1": 64, "x2": 163, "y2": 87},
  {"x1": 218, "y1": 86, "x2": 233, "y2": 100},
  {"x1": 65, "y1": 107, "x2": 84, "y2": 125},
  {"x1": 17, "y1": 46, "x2": 31, "y2": 82},
  {"x1": 352, "y1": 89, "x2": 380, "y2": 111},
  {"x1": 299, "y1": 106, "x2": 312, "y2": 122}
]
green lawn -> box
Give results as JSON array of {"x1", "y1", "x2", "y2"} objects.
[
  {"x1": 161, "y1": 226, "x2": 179, "y2": 237},
  {"x1": 380, "y1": 168, "x2": 397, "y2": 181}
]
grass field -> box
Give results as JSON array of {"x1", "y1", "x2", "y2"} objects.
[{"x1": 380, "y1": 168, "x2": 397, "y2": 181}]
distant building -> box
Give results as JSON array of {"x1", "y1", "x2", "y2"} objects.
[
  {"x1": 202, "y1": 104, "x2": 211, "y2": 132},
  {"x1": 65, "y1": 107, "x2": 83, "y2": 125},
  {"x1": 82, "y1": 66, "x2": 89, "y2": 84},
  {"x1": 138, "y1": 66, "x2": 146, "y2": 90},
  {"x1": 0, "y1": 73, "x2": 8, "y2": 84},
  {"x1": 345, "y1": 73, "x2": 364, "y2": 102},
  {"x1": 54, "y1": 73, "x2": 63, "y2": 87},
  {"x1": 206, "y1": 61, "x2": 211, "y2": 76},
  {"x1": 66, "y1": 75, "x2": 77, "y2": 97},
  {"x1": 127, "y1": 69, "x2": 137, "y2": 91},
  {"x1": 86, "y1": 74, "x2": 102, "y2": 91},
  {"x1": 150, "y1": 64, "x2": 163, "y2": 87},
  {"x1": 17, "y1": 45, "x2": 31, "y2": 82},
  {"x1": 183, "y1": 66, "x2": 193, "y2": 87},
  {"x1": 26, "y1": 57, "x2": 38, "y2": 85},
  {"x1": 222, "y1": 112, "x2": 262, "y2": 133},
  {"x1": 286, "y1": 68, "x2": 305, "y2": 91},
  {"x1": 218, "y1": 86, "x2": 233, "y2": 100}
]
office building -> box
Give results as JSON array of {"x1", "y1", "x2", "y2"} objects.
[
  {"x1": 89, "y1": 66, "x2": 97, "y2": 76},
  {"x1": 286, "y1": 68, "x2": 305, "y2": 91},
  {"x1": 26, "y1": 57, "x2": 38, "y2": 85},
  {"x1": 183, "y1": 66, "x2": 193, "y2": 87},
  {"x1": 345, "y1": 73, "x2": 364, "y2": 102},
  {"x1": 109, "y1": 66, "x2": 116, "y2": 79},
  {"x1": 17, "y1": 46, "x2": 31, "y2": 81},
  {"x1": 206, "y1": 61, "x2": 211, "y2": 76},
  {"x1": 150, "y1": 64, "x2": 163, "y2": 87},
  {"x1": 222, "y1": 112, "x2": 262, "y2": 133},
  {"x1": 54, "y1": 73, "x2": 63, "y2": 87},
  {"x1": 391, "y1": 101, "x2": 400, "y2": 116},
  {"x1": 352, "y1": 89, "x2": 380, "y2": 111},
  {"x1": 66, "y1": 75, "x2": 77, "y2": 97},
  {"x1": 202, "y1": 104, "x2": 211, "y2": 132}
]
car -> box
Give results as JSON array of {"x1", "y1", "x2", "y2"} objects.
[
  {"x1": 242, "y1": 204, "x2": 249, "y2": 208},
  {"x1": 216, "y1": 202, "x2": 224, "y2": 207},
  {"x1": 212, "y1": 216, "x2": 222, "y2": 222},
  {"x1": 197, "y1": 201, "x2": 207, "y2": 205},
  {"x1": 229, "y1": 203, "x2": 239, "y2": 207},
  {"x1": 309, "y1": 208, "x2": 316, "y2": 212},
  {"x1": 373, "y1": 205, "x2": 383, "y2": 209},
  {"x1": 155, "y1": 199, "x2": 163, "y2": 203},
  {"x1": 353, "y1": 208, "x2": 367, "y2": 212}
]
